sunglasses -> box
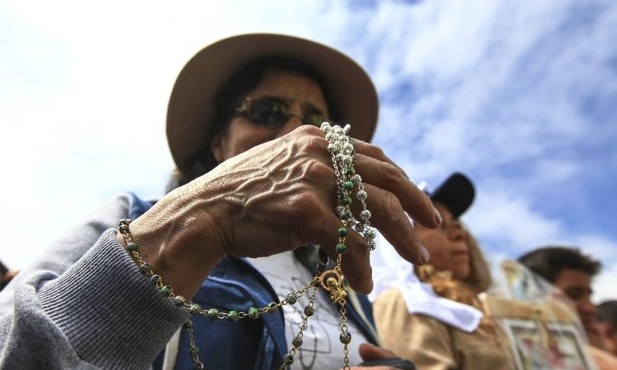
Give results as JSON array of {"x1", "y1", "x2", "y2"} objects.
[{"x1": 233, "y1": 97, "x2": 327, "y2": 129}]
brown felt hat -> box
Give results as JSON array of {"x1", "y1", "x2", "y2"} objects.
[{"x1": 166, "y1": 33, "x2": 379, "y2": 170}]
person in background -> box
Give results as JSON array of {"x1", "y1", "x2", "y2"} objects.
[
  {"x1": 517, "y1": 246, "x2": 603, "y2": 347},
  {"x1": 372, "y1": 172, "x2": 516, "y2": 370},
  {"x1": 518, "y1": 246, "x2": 617, "y2": 370},
  {"x1": 597, "y1": 300, "x2": 617, "y2": 356},
  {"x1": 0, "y1": 33, "x2": 438, "y2": 369}
]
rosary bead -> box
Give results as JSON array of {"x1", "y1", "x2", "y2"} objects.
[
  {"x1": 292, "y1": 336, "x2": 303, "y2": 347},
  {"x1": 336, "y1": 244, "x2": 347, "y2": 254},
  {"x1": 206, "y1": 308, "x2": 219, "y2": 320},
  {"x1": 338, "y1": 227, "x2": 348, "y2": 237},
  {"x1": 365, "y1": 228, "x2": 376, "y2": 240},
  {"x1": 367, "y1": 239, "x2": 376, "y2": 251},
  {"x1": 118, "y1": 220, "x2": 130, "y2": 233},
  {"x1": 228, "y1": 310, "x2": 239, "y2": 321},
  {"x1": 173, "y1": 296, "x2": 186, "y2": 306},
  {"x1": 304, "y1": 306, "x2": 314, "y2": 317},
  {"x1": 283, "y1": 354, "x2": 295, "y2": 365},
  {"x1": 189, "y1": 303, "x2": 201, "y2": 314},
  {"x1": 286, "y1": 294, "x2": 297, "y2": 305},
  {"x1": 248, "y1": 307, "x2": 260, "y2": 319},
  {"x1": 356, "y1": 190, "x2": 368, "y2": 201},
  {"x1": 127, "y1": 242, "x2": 138, "y2": 252},
  {"x1": 160, "y1": 285, "x2": 172, "y2": 297},
  {"x1": 340, "y1": 332, "x2": 352, "y2": 344}
]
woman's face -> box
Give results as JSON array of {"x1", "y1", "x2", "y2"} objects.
[
  {"x1": 416, "y1": 202, "x2": 471, "y2": 280},
  {"x1": 210, "y1": 69, "x2": 329, "y2": 161}
]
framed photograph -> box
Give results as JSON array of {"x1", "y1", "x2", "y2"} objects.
[
  {"x1": 481, "y1": 296, "x2": 598, "y2": 370},
  {"x1": 502, "y1": 318, "x2": 596, "y2": 370}
]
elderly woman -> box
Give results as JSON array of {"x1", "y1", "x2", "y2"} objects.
[
  {"x1": 372, "y1": 173, "x2": 516, "y2": 370},
  {"x1": 0, "y1": 34, "x2": 438, "y2": 369}
]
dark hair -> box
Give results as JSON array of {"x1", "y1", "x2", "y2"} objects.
[
  {"x1": 517, "y1": 246, "x2": 602, "y2": 283},
  {"x1": 169, "y1": 56, "x2": 341, "y2": 190},
  {"x1": 597, "y1": 300, "x2": 617, "y2": 326}
]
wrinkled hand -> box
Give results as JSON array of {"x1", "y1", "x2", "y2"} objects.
[{"x1": 128, "y1": 125, "x2": 440, "y2": 298}]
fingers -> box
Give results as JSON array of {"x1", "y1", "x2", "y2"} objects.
[
  {"x1": 296, "y1": 128, "x2": 435, "y2": 287},
  {"x1": 358, "y1": 343, "x2": 398, "y2": 362},
  {"x1": 339, "y1": 232, "x2": 372, "y2": 294},
  {"x1": 353, "y1": 148, "x2": 441, "y2": 228},
  {"x1": 304, "y1": 206, "x2": 373, "y2": 294},
  {"x1": 359, "y1": 183, "x2": 430, "y2": 265}
]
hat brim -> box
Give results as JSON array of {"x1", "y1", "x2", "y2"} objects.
[
  {"x1": 167, "y1": 33, "x2": 379, "y2": 170},
  {"x1": 430, "y1": 173, "x2": 476, "y2": 219}
]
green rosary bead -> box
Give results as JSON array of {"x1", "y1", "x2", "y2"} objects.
[
  {"x1": 206, "y1": 308, "x2": 219, "y2": 320},
  {"x1": 228, "y1": 310, "x2": 240, "y2": 321},
  {"x1": 127, "y1": 242, "x2": 138, "y2": 252},
  {"x1": 338, "y1": 227, "x2": 348, "y2": 237},
  {"x1": 248, "y1": 307, "x2": 260, "y2": 319},
  {"x1": 160, "y1": 285, "x2": 172, "y2": 297},
  {"x1": 341, "y1": 195, "x2": 352, "y2": 206},
  {"x1": 336, "y1": 243, "x2": 347, "y2": 254}
]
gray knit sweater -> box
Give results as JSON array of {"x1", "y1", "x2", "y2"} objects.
[{"x1": 0, "y1": 195, "x2": 189, "y2": 369}]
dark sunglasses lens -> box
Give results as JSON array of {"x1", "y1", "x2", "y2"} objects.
[
  {"x1": 248, "y1": 99, "x2": 289, "y2": 127},
  {"x1": 303, "y1": 114, "x2": 325, "y2": 127}
]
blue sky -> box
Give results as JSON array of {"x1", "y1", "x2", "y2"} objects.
[{"x1": 1, "y1": 0, "x2": 615, "y2": 301}]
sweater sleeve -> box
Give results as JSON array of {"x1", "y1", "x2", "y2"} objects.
[
  {"x1": 373, "y1": 288, "x2": 456, "y2": 370},
  {"x1": 0, "y1": 230, "x2": 190, "y2": 370}
]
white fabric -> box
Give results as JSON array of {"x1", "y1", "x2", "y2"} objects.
[
  {"x1": 248, "y1": 252, "x2": 366, "y2": 369},
  {"x1": 162, "y1": 328, "x2": 182, "y2": 370},
  {"x1": 369, "y1": 235, "x2": 484, "y2": 333}
]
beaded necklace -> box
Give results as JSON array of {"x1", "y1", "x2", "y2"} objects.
[{"x1": 118, "y1": 122, "x2": 376, "y2": 369}]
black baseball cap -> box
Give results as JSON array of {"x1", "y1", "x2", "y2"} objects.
[{"x1": 426, "y1": 172, "x2": 475, "y2": 219}]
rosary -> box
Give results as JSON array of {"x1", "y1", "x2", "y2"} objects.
[{"x1": 119, "y1": 122, "x2": 376, "y2": 369}]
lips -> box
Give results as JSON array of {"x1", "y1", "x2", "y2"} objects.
[{"x1": 451, "y1": 249, "x2": 469, "y2": 258}]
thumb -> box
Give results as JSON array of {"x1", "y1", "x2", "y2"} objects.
[{"x1": 359, "y1": 343, "x2": 398, "y2": 362}]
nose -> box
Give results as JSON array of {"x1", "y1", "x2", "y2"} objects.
[
  {"x1": 579, "y1": 298, "x2": 598, "y2": 318},
  {"x1": 447, "y1": 221, "x2": 465, "y2": 241}
]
